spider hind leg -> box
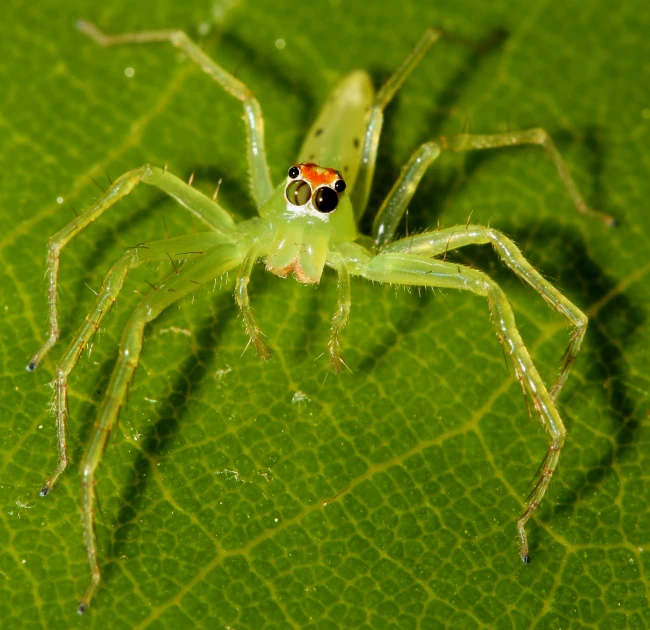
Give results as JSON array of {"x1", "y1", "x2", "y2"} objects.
[{"x1": 357, "y1": 252, "x2": 567, "y2": 563}]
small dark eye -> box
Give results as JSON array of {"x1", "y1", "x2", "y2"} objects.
[
  {"x1": 334, "y1": 179, "x2": 346, "y2": 193},
  {"x1": 313, "y1": 186, "x2": 338, "y2": 213},
  {"x1": 288, "y1": 166, "x2": 300, "y2": 179},
  {"x1": 286, "y1": 180, "x2": 311, "y2": 206}
]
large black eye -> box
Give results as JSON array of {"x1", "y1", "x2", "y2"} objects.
[
  {"x1": 313, "y1": 186, "x2": 338, "y2": 213},
  {"x1": 288, "y1": 166, "x2": 300, "y2": 179},
  {"x1": 334, "y1": 179, "x2": 346, "y2": 193},
  {"x1": 286, "y1": 180, "x2": 311, "y2": 206}
]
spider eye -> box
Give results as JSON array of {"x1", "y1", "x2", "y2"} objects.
[
  {"x1": 286, "y1": 180, "x2": 311, "y2": 206},
  {"x1": 288, "y1": 166, "x2": 300, "y2": 179},
  {"x1": 334, "y1": 179, "x2": 346, "y2": 193},
  {"x1": 313, "y1": 186, "x2": 338, "y2": 213}
]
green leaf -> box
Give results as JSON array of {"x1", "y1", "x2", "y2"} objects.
[{"x1": 2, "y1": 0, "x2": 649, "y2": 627}]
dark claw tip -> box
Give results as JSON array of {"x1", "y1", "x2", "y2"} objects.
[
  {"x1": 26, "y1": 362, "x2": 36, "y2": 372},
  {"x1": 78, "y1": 603, "x2": 88, "y2": 615},
  {"x1": 522, "y1": 553, "x2": 531, "y2": 564},
  {"x1": 39, "y1": 487, "x2": 50, "y2": 497}
]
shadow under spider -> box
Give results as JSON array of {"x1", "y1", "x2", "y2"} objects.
[{"x1": 103, "y1": 289, "x2": 239, "y2": 579}]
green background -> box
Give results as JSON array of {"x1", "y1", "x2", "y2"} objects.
[{"x1": 1, "y1": 0, "x2": 648, "y2": 627}]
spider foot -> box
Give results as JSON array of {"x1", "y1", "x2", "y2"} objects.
[
  {"x1": 251, "y1": 335, "x2": 272, "y2": 361},
  {"x1": 328, "y1": 348, "x2": 351, "y2": 374}
]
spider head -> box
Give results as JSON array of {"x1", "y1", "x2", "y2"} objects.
[
  {"x1": 260, "y1": 163, "x2": 357, "y2": 284},
  {"x1": 284, "y1": 163, "x2": 348, "y2": 217}
]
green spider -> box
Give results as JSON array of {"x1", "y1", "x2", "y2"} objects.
[{"x1": 27, "y1": 21, "x2": 613, "y2": 613}]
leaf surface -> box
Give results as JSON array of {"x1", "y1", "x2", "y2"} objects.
[{"x1": 1, "y1": 0, "x2": 649, "y2": 627}]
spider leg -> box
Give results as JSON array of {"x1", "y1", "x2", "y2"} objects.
[
  {"x1": 235, "y1": 244, "x2": 271, "y2": 360},
  {"x1": 77, "y1": 243, "x2": 243, "y2": 614},
  {"x1": 27, "y1": 164, "x2": 235, "y2": 371},
  {"x1": 352, "y1": 28, "x2": 444, "y2": 218},
  {"x1": 384, "y1": 226, "x2": 587, "y2": 401},
  {"x1": 372, "y1": 142, "x2": 441, "y2": 245},
  {"x1": 438, "y1": 130, "x2": 614, "y2": 225},
  {"x1": 352, "y1": 251, "x2": 566, "y2": 564},
  {"x1": 77, "y1": 20, "x2": 273, "y2": 207},
  {"x1": 326, "y1": 252, "x2": 352, "y2": 372},
  {"x1": 372, "y1": 129, "x2": 612, "y2": 247},
  {"x1": 41, "y1": 234, "x2": 228, "y2": 497},
  {"x1": 352, "y1": 27, "x2": 502, "y2": 219}
]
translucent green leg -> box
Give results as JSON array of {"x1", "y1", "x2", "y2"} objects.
[
  {"x1": 352, "y1": 28, "x2": 444, "y2": 219},
  {"x1": 235, "y1": 244, "x2": 271, "y2": 359},
  {"x1": 439, "y1": 129, "x2": 615, "y2": 226},
  {"x1": 357, "y1": 252, "x2": 566, "y2": 563},
  {"x1": 77, "y1": 20, "x2": 274, "y2": 207},
  {"x1": 40, "y1": 234, "x2": 228, "y2": 498},
  {"x1": 77, "y1": 244, "x2": 243, "y2": 614},
  {"x1": 27, "y1": 164, "x2": 235, "y2": 372},
  {"x1": 326, "y1": 252, "x2": 352, "y2": 372},
  {"x1": 373, "y1": 127, "x2": 613, "y2": 246},
  {"x1": 384, "y1": 225, "x2": 587, "y2": 401},
  {"x1": 373, "y1": 142, "x2": 441, "y2": 246}
]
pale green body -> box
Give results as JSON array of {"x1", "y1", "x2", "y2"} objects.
[{"x1": 28, "y1": 22, "x2": 610, "y2": 613}]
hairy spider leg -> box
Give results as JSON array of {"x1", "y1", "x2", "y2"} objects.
[
  {"x1": 384, "y1": 226, "x2": 587, "y2": 401},
  {"x1": 372, "y1": 129, "x2": 613, "y2": 247},
  {"x1": 326, "y1": 252, "x2": 352, "y2": 372},
  {"x1": 235, "y1": 243, "x2": 271, "y2": 359},
  {"x1": 40, "y1": 234, "x2": 230, "y2": 497},
  {"x1": 438, "y1": 130, "x2": 614, "y2": 225},
  {"x1": 77, "y1": 20, "x2": 273, "y2": 207},
  {"x1": 351, "y1": 27, "x2": 444, "y2": 218},
  {"x1": 78, "y1": 244, "x2": 244, "y2": 614},
  {"x1": 358, "y1": 252, "x2": 566, "y2": 562},
  {"x1": 372, "y1": 142, "x2": 441, "y2": 245},
  {"x1": 27, "y1": 165, "x2": 234, "y2": 371}
]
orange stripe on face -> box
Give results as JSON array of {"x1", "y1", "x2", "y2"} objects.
[{"x1": 299, "y1": 162, "x2": 341, "y2": 187}]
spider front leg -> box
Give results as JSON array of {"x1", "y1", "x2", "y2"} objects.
[
  {"x1": 354, "y1": 252, "x2": 566, "y2": 563},
  {"x1": 77, "y1": 20, "x2": 273, "y2": 207},
  {"x1": 78, "y1": 244, "x2": 244, "y2": 613},
  {"x1": 27, "y1": 164, "x2": 234, "y2": 371},
  {"x1": 41, "y1": 234, "x2": 229, "y2": 497},
  {"x1": 384, "y1": 226, "x2": 587, "y2": 401}
]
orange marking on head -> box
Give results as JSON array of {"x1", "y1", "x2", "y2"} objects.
[{"x1": 300, "y1": 162, "x2": 340, "y2": 187}]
